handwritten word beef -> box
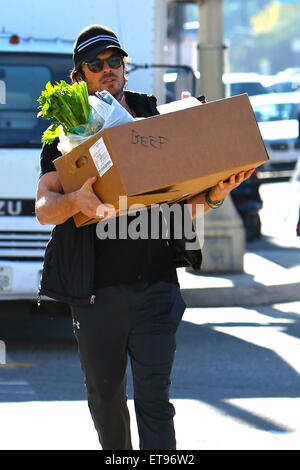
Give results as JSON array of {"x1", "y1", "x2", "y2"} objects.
[{"x1": 130, "y1": 129, "x2": 168, "y2": 149}]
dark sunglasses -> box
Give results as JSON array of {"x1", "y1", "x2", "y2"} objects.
[{"x1": 82, "y1": 55, "x2": 124, "y2": 73}]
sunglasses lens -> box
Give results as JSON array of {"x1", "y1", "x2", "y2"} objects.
[
  {"x1": 87, "y1": 56, "x2": 123, "y2": 73},
  {"x1": 107, "y1": 56, "x2": 123, "y2": 69},
  {"x1": 88, "y1": 61, "x2": 103, "y2": 72}
]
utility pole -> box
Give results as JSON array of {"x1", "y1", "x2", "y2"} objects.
[
  {"x1": 197, "y1": 0, "x2": 225, "y2": 101},
  {"x1": 197, "y1": 0, "x2": 245, "y2": 273}
]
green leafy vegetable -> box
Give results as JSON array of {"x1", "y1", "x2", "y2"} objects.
[{"x1": 37, "y1": 80, "x2": 91, "y2": 144}]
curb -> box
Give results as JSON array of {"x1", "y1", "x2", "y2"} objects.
[{"x1": 181, "y1": 282, "x2": 300, "y2": 308}]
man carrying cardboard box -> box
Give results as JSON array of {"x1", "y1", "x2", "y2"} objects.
[{"x1": 35, "y1": 24, "x2": 254, "y2": 450}]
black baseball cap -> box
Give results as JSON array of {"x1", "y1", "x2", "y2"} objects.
[{"x1": 73, "y1": 24, "x2": 128, "y2": 67}]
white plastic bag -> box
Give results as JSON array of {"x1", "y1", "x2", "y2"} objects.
[
  {"x1": 57, "y1": 91, "x2": 135, "y2": 154},
  {"x1": 91, "y1": 90, "x2": 135, "y2": 130},
  {"x1": 57, "y1": 127, "x2": 89, "y2": 153}
]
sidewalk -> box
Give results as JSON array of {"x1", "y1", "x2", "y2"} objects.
[{"x1": 178, "y1": 232, "x2": 300, "y2": 308}]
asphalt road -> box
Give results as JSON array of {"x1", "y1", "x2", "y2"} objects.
[{"x1": 1, "y1": 299, "x2": 300, "y2": 450}]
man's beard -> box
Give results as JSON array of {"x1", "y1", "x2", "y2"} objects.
[{"x1": 89, "y1": 73, "x2": 126, "y2": 102}]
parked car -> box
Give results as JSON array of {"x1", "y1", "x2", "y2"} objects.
[
  {"x1": 266, "y1": 76, "x2": 300, "y2": 93},
  {"x1": 249, "y1": 92, "x2": 300, "y2": 173},
  {"x1": 223, "y1": 72, "x2": 269, "y2": 97}
]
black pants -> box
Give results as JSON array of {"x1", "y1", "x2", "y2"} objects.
[{"x1": 71, "y1": 281, "x2": 186, "y2": 450}]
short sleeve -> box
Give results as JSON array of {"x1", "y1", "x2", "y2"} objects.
[{"x1": 40, "y1": 138, "x2": 62, "y2": 176}]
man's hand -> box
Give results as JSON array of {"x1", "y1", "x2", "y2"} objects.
[
  {"x1": 187, "y1": 168, "x2": 256, "y2": 218},
  {"x1": 181, "y1": 91, "x2": 192, "y2": 99},
  {"x1": 208, "y1": 168, "x2": 255, "y2": 203},
  {"x1": 76, "y1": 176, "x2": 116, "y2": 219}
]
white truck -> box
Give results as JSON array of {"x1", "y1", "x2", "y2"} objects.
[{"x1": 0, "y1": 0, "x2": 169, "y2": 301}]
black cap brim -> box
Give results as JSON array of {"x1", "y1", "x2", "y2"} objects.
[{"x1": 80, "y1": 44, "x2": 128, "y2": 64}]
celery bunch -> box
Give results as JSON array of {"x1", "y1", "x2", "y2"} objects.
[{"x1": 37, "y1": 80, "x2": 91, "y2": 144}]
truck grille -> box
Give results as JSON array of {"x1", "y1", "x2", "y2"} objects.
[{"x1": 0, "y1": 230, "x2": 51, "y2": 260}]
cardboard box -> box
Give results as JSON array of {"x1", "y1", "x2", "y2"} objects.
[{"x1": 54, "y1": 94, "x2": 269, "y2": 227}]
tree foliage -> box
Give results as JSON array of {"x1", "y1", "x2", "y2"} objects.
[{"x1": 250, "y1": 0, "x2": 300, "y2": 41}]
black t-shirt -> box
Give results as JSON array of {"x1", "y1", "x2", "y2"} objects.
[{"x1": 40, "y1": 139, "x2": 178, "y2": 287}]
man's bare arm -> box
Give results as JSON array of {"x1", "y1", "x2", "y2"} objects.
[{"x1": 35, "y1": 172, "x2": 103, "y2": 225}]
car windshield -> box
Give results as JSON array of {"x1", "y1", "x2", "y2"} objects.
[
  {"x1": 230, "y1": 82, "x2": 266, "y2": 96},
  {"x1": 0, "y1": 65, "x2": 50, "y2": 141},
  {"x1": 270, "y1": 81, "x2": 300, "y2": 93},
  {"x1": 0, "y1": 64, "x2": 50, "y2": 111},
  {"x1": 0, "y1": 53, "x2": 72, "y2": 147},
  {"x1": 253, "y1": 102, "x2": 299, "y2": 122}
]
